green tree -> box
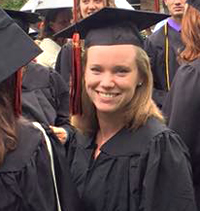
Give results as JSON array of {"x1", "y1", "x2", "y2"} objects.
[{"x1": 1, "y1": 0, "x2": 27, "y2": 10}]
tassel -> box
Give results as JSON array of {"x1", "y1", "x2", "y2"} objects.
[
  {"x1": 70, "y1": 33, "x2": 82, "y2": 115},
  {"x1": 14, "y1": 68, "x2": 22, "y2": 118}
]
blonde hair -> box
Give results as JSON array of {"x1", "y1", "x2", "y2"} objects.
[
  {"x1": 72, "y1": 46, "x2": 164, "y2": 135},
  {"x1": 73, "y1": 0, "x2": 116, "y2": 22}
]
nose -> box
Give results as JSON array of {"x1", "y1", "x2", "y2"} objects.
[
  {"x1": 100, "y1": 73, "x2": 115, "y2": 89},
  {"x1": 88, "y1": 2, "x2": 97, "y2": 10},
  {"x1": 174, "y1": 0, "x2": 182, "y2": 4}
]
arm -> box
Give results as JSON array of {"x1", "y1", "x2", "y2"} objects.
[{"x1": 140, "y1": 131, "x2": 197, "y2": 211}]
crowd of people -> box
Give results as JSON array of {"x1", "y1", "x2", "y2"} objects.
[{"x1": 0, "y1": 0, "x2": 200, "y2": 210}]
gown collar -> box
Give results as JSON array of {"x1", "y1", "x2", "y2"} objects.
[{"x1": 78, "y1": 117, "x2": 169, "y2": 156}]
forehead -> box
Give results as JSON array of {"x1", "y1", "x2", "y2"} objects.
[
  {"x1": 86, "y1": 45, "x2": 137, "y2": 64},
  {"x1": 165, "y1": 0, "x2": 186, "y2": 3}
]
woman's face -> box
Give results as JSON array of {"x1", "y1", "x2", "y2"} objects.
[
  {"x1": 50, "y1": 9, "x2": 71, "y2": 34},
  {"x1": 80, "y1": 0, "x2": 106, "y2": 18},
  {"x1": 84, "y1": 45, "x2": 141, "y2": 115}
]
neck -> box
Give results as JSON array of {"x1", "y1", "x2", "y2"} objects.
[
  {"x1": 171, "y1": 16, "x2": 182, "y2": 25},
  {"x1": 96, "y1": 112, "x2": 124, "y2": 145}
]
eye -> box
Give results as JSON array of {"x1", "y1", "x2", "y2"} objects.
[
  {"x1": 90, "y1": 66, "x2": 102, "y2": 75},
  {"x1": 114, "y1": 66, "x2": 131, "y2": 76},
  {"x1": 81, "y1": 0, "x2": 89, "y2": 3},
  {"x1": 94, "y1": 0, "x2": 103, "y2": 3}
]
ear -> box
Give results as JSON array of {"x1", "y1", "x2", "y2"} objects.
[{"x1": 137, "y1": 74, "x2": 144, "y2": 87}]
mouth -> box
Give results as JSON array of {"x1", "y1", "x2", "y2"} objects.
[
  {"x1": 87, "y1": 10, "x2": 98, "y2": 16},
  {"x1": 173, "y1": 6, "x2": 184, "y2": 11},
  {"x1": 96, "y1": 91, "x2": 120, "y2": 98}
]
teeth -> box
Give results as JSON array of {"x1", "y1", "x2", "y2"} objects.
[{"x1": 98, "y1": 91, "x2": 117, "y2": 98}]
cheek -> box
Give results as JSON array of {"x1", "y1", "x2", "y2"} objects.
[
  {"x1": 84, "y1": 73, "x2": 95, "y2": 91},
  {"x1": 98, "y1": 2, "x2": 105, "y2": 8}
]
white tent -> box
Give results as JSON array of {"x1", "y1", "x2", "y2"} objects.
[
  {"x1": 21, "y1": 0, "x2": 73, "y2": 13},
  {"x1": 115, "y1": 0, "x2": 134, "y2": 10}
]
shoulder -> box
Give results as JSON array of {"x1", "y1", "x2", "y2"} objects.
[
  {"x1": 0, "y1": 120, "x2": 45, "y2": 173},
  {"x1": 59, "y1": 41, "x2": 73, "y2": 57},
  {"x1": 146, "y1": 26, "x2": 164, "y2": 43},
  {"x1": 176, "y1": 59, "x2": 200, "y2": 78},
  {"x1": 144, "y1": 27, "x2": 165, "y2": 52},
  {"x1": 23, "y1": 62, "x2": 52, "y2": 90},
  {"x1": 188, "y1": 59, "x2": 200, "y2": 71}
]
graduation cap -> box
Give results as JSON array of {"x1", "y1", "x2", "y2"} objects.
[
  {"x1": 54, "y1": 7, "x2": 169, "y2": 115},
  {"x1": 54, "y1": 7, "x2": 170, "y2": 48},
  {"x1": 187, "y1": 0, "x2": 200, "y2": 11},
  {"x1": 4, "y1": 9, "x2": 41, "y2": 34},
  {"x1": 0, "y1": 8, "x2": 42, "y2": 115}
]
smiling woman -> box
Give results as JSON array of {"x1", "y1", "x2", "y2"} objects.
[
  {"x1": 84, "y1": 45, "x2": 141, "y2": 117},
  {"x1": 75, "y1": 0, "x2": 115, "y2": 20},
  {"x1": 60, "y1": 8, "x2": 197, "y2": 211}
]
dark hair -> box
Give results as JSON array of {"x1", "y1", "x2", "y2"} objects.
[
  {"x1": 39, "y1": 8, "x2": 72, "y2": 40},
  {"x1": 180, "y1": 5, "x2": 200, "y2": 62},
  {"x1": 0, "y1": 74, "x2": 18, "y2": 166}
]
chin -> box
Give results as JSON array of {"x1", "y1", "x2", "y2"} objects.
[{"x1": 97, "y1": 107, "x2": 118, "y2": 114}]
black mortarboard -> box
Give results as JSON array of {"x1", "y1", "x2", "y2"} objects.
[
  {"x1": 187, "y1": 0, "x2": 200, "y2": 11},
  {"x1": 54, "y1": 7, "x2": 170, "y2": 48},
  {"x1": 4, "y1": 9, "x2": 41, "y2": 34},
  {"x1": 0, "y1": 8, "x2": 42, "y2": 83}
]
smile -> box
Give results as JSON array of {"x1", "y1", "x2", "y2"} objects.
[{"x1": 96, "y1": 91, "x2": 119, "y2": 98}]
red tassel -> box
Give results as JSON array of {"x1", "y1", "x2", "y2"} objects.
[
  {"x1": 14, "y1": 69, "x2": 22, "y2": 118},
  {"x1": 70, "y1": 33, "x2": 82, "y2": 115}
]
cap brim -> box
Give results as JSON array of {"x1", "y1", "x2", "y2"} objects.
[
  {"x1": 54, "y1": 7, "x2": 170, "y2": 38},
  {"x1": 0, "y1": 9, "x2": 42, "y2": 83},
  {"x1": 5, "y1": 9, "x2": 41, "y2": 23}
]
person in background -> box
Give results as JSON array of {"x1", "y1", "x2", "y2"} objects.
[
  {"x1": 162, "y1": 0, "x2": 200, "y2": 209},
  {"x1": 144, "y1": 0, "x2": 185, "y2": 108},
  {"x1": 55, "y1": 0, "x2": 116, "y2": 86},
  {"x1": 0, "y1": 8, "x2": 84, "y2": 211},
  {"x1": 36, "y1": 8, "x2": 72, "y2": 68},
  {"x1": 6, "y1": 9, "x2": 72, "y2": 144},
  {"x1": 61, "y1": 8, "x2": 196, "y2": 211}
]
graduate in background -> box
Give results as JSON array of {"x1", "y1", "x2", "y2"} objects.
[
  {"x1": 5, "y1": 9, "x2": 72, "y2": 145},
  {"x1": 36, "y1": 8, "x2": 72, "y2": 68},
  {"x1": 144, "y1": 0, "x2": 185, "y2": 108},
  {"x1": 58, "y1": 8, "x2": 197, "y2": 211},
  {"x1": 163, "y1": 0, "x2": 200, "y2": 209},
  {"x1": 0, "y1": 8, "x2": 57, "y2": 210},
  {"x1": 0, "y1": 8, "x2": 83, "y2": 211},
  {"x1": 55, "y1": 0, "x2": 116, "y2": 86}
]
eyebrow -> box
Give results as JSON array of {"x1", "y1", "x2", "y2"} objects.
[{"x1": 112, "y1": 65, "x2": 132, "y2": 72}]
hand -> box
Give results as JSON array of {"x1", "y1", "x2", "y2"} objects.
[{"x1": 49, "y1": 126, "x2": 68, "y2": 145}]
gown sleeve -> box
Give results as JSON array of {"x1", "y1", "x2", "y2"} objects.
[
  {"x1": 0, "y1": 138, "x2": 56, "y2": 211},
  {"x1": 162, "y1": 63, "x2": 200, "y2": 208},
  {"x1": 139, "y1": 130, "x2": 197, "y2": 211},
  {"x1": 49, "y1": 69, "x2": 75, "y2": 137},
  {"x1": 144, "y1": 35, "x2": 168, "y2": 107},
  {"x1": 55, "y1": 41, "x2": 72, "y2": 85}
]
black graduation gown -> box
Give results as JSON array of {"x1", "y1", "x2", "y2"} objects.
[
  {"x1": 66, "y1": 117, "x2": 197, "y2": 211},
  {"x1": 0, "y1": 121, "x2": 83, "y2": 211},
  {"x1": 163, "y1": 59, "x2": 200, "y2": 210},
  {"x1": 144, "y1": 24, "x2": 184, "y2": 107},
  {"x1": 22, "y1": 62, "x2": 70, "y2": 131},
  {"x1": 55, "y1": 41, "x2": 72, "y2": 86}
]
